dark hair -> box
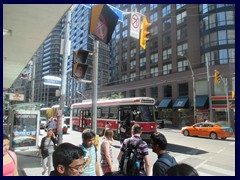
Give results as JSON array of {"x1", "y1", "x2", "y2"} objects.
[
  {"x1": 166, "y1": 163, "x2": 199, "y2": 176},
  {"x1": 82, "y1": 129, "x2": 95, "y2": 140},
  {"x1": 150, "y1": 131, "x2": 167, "y2": 150},
  {"x1": 132, "y1": 124, "x2": 142, "y2": 134},
  {"x1": 103, "y1": 171, "x2": 124, "y2": 176},
  {"x1": 3, "y1": 133, "x2": 9, "y2": 140},
  {"x1": 52, "y1": 142, "x2": 85, "y2": 170}
]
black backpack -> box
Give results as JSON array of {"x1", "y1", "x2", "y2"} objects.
[{"x1": 119, "y1": 139, "x2": 142, "y2": 176}]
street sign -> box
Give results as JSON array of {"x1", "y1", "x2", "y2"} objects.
[
  {"x1": 43, "y1": 76, "x2": 61, "y2": 86},
  {"x1": 130, "y1": 13, "x2": 141, "y2": 39},
  {"x1": 83, "y1": 4, "x2": 123, "y2": 22}
]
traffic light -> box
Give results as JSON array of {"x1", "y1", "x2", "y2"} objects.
[
  {"x1": 140, "y1": 17, "x2": 151, "y2": 49},
  {"x1": 214, "y1": 70, "x2": 220, "y2": 85},
  {"x1": 72, "y1": 49, "x2": 90, "y2": 79}
]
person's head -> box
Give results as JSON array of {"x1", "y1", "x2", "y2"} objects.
[
  {"x1": 166, "y1": 163, "x2": 199, "y2": 176},
  {"x1": 104, "y1": 128, "x2": 114, "y2": 141},
  {"x1": 47, "y1": 128, "x2": 54, "y2": 137},
  {"x1": 82, "y1": 129, "x2": 95, "y2": 148},
  {"x1": 150, "y1": 131, "x2": 167, "y2": 153},
  {"x1": 131, "y1": 124, "x2": 142, "y2": 135},
  {"x1": 103, "y1": 171, "x2": 125, "y2": 176},
  {"x1": 52, "y1": 143, "x2": 86, "y2": 176},
  {"x1": 3, "y1": 133, "x2": 9, "y2": 156}
]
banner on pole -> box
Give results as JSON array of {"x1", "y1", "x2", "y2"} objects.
[{"x1": 130, "y1": 13, "x2": 141, "y2": 39}]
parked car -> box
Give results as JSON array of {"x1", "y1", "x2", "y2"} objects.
[
  {"x1": 180, "y1": 122, "x2": 234, "y2": 140},
  {"x1": 40, "y1": 118, "x2": 47, "y2": 129}
]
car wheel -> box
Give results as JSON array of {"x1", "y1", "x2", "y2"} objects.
[
  {"x1": 210, "y1": 132, "x2": 217, "y2": 139},
  {"x1": 183, "y1": 130, "x2": 189, "y2": 136}
]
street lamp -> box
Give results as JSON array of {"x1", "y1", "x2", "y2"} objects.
[{"x1": 180, "y1": 53, "x2": 197, "y2": 124}]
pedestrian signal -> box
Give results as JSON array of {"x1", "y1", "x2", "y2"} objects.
[{"x1": 72, "y1": 49, "x2": 89, "y2": 79}]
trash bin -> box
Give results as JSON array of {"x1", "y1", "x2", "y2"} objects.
[{"x1": 159, "y1": 120, "x2": 164, "y2": 129}]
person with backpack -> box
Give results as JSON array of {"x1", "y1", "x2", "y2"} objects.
[
  {"x1": 3, "y1": 133, "x2": 19, "y2": 176},
  {"x1": 150, "y1": 131, "x2": 177, "y2": 176},
  {"x1": 81, "y1": 129, "x2": 100, "y2": 176},
  {"x1": 117, "y1": 124, "x2": 150, "y2": 176},
  {"x1": 38, "y1": 128, "x2": 58, "y2": 175}
]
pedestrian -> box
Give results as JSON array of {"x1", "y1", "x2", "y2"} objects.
[
  {"x1": 50, "y1": 143, "x2": 86, "y2": 176},
  {"x1": 119, "y1": 123, "x2": 126, "y2": 144},
  {"x1": 100, "y1": 128, "x2": 114, "y2": 174},
  {"x1": 81, "y1": 129, "x2": 100, "y2": 176},
  {"x1": 166, "y1": 163, "x2": 199, "y2": 176},
  {"x1": 117, "y1": 124, "x2": 151, "y2": 176},
  {"x1": 46, "y1": 117, "x2": 57, "y2": 135},
  {"x1": 38, "y1": 128, "x2": 58, "y2": 175},
  {"x1": 150, "y1": 131, "x2": 177, "y2": 176},
  {"x1": 3, "y1": 133, "x2": 19, "y2": 176}
]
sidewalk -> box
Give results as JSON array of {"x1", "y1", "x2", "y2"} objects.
[{"x1": 16, "y1": 129, "x2": 83, "y2": 176}]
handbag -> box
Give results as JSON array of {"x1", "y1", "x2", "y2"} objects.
[{"x1": 41, "y1": 138, "x2": 51, "y2": 159}]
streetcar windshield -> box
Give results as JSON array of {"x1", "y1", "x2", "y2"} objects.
[{"x1": 121, "y1": 105, "x2": 155, "y2": 122}]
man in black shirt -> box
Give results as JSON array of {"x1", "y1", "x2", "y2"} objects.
[{"x1": 150, "y1": 132, "x2": 177, "y2": 176}]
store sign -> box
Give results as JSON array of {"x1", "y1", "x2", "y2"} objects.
[
  {"x1": 43, "y1": 76, "x2": 61, "y2": 86},
  {"x1": 9, "y1": 93, "x2": 24, "y2": 101}
]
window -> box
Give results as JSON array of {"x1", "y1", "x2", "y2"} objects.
[
  {"x1": 150, "y1": 12, "x2": 158, "y2": 22},
  {"x1": 139, "y1": 88, "x2": 146, "y2": 96},
  {"x1": 178, "y1": 59, "x2": 188, "y2": 72},
  {"x1": 150, "y1": 67, "x2": 158, "y2": 77},
  {"x1": 150, "y1": 53, "x2": 158, "y2": 64},
  {"x1": 162, "y1": 5, "x2": 171, "y2": 17},
  {"x1": 130, "y1": 48, "x2": 136, "y2": 58},
  {"x1": 176, "y1": 4, "x2": 186, "y2": 9},
  {"x1": 151, "y1": 87, "x2": 158, "y2": 98},
  {"x1": 150, "y1": 4, "x2": 158, "y2": 10},
  {"x1": 121, "y1": 74, "x2": 127, "y2": 83},
  {"x1": 150, "y1": 26, "x2": 158, "y2": 36},
  {"x1": 163, "y1": 18, "x2": 171, "y2": 32},
  {"x1": 164, "y1": 85, "x2": 172, "y2": 97},
  {"x1": 163, "y1": 63, "x2": 172, "y2": 75},
  {"x1": 130, "y1": 72, "x2": 136, "y2": 81},
  {"x1": 163, "y1": 34, "x2": 171, "y2": 46},
  {"x1": 129, "y1": 90, "x2": 135, "y2": 97},
  {"x1": 122, "y1": 52, "x2": 127, "y2": 61},
  {"x1": 139, "y1": 70, "x2": 146, "y2": 80},
  {"x1": 179, "y1": 83, "x2": 188, "y2": 96},
  {"x1": 101, "y1": 107, "x2": 109, "y2": 118},
  {"x1": 130, "y1": 60, "x2": 136, "y2": 70},
  {"x1": 177, "y1": 43, "x2": 188, "y2": 56},
  {"x1": 140, "y1": 57, "x2": 146, "y2": 67},
  {"x1": 109, "y1": 107, "x2": 118, "y2": 118},
  {"x1": 177, "y1": 27, "x2": 187, "y2": 41},
  {"x1": 227, "y1": 30, "x2": 235, "y2": 44},
  {"x1": 122, "y1": 29, "x2": 128, "y2": 38},
  {"x1": 140, "y1": 7, "x2": 146, "y2": 14},
  {"x1": 123, "y1": 19, "x2": 128, "y2": 27},
  {"x1": 218, "y1": 30, "x2": 227, "y2": 45},
  {"x1": 176, "y1": 11, "x2": 187, "y2": 24},
  {"x1": 163, "y1": 48, "x2": 172, "y2": 60},
  {"x1": 219, "y1": 49, "x2": 228, "y2": 64}
]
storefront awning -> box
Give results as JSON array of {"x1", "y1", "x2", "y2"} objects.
[
  {"x1": 191, "y1": 95, "x2": 209, "y2": 108},
  {"x1": 173, "y1": 97, "x2": 189, "y2": 108},
  {"x1": 157, "y1": 98, "x2": 172, "y2": 108}
]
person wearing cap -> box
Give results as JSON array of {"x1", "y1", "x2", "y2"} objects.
[{"x1": 38, "y1": 128, "x2": 58, "y2": 175}]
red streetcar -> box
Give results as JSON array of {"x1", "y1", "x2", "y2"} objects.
[{"x1": 71, "y1": 97, "x2": 157, "y2": 141}]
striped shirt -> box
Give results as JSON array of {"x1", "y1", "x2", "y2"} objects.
[
  {"x1": 120, "y1": 136, "x2": 149, "y2": 172},
  {"x1": 81, "y1": 144, "x2": 97, "y2": 176}
]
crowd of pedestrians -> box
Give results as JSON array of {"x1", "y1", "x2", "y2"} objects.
[{"x1": 3, "y1": 122, "x2": 199, "y2": 176}]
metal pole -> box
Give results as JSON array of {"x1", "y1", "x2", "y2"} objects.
[
  {"x1": 184, "y1": 56, "x2": 197, "y2": 123},
  {"x1": 92, "y1": 40, "x2": 99, "y2": 133},
  {"x1": 225, "y1": 78, "x2": 230, "y2": 127},
  {"x1": 206, "y1": 56, "x2": 213, "y2": 121},
  {"x1": 31, "y1": 56, "x2": 36, "y2": 102},
  {"x1": 58, "y1": 10, "x2": 71, "y2": 144}
]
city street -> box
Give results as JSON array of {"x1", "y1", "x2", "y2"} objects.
[{"x1": 16, "y1": 128, "x2": 235, "y2": 176}]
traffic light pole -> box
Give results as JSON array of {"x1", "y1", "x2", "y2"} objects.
[
  {"x1": 92, "y1": 39, "x2": 99, "y2": 134},
  {"x1": 206, "y1": 56, "x2": 213, "y2": 121},
  {"x1": 58, "y1": 9, "x2": 71, "y2": 144}
]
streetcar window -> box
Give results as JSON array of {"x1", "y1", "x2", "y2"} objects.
[
  {"x1": 102, "y1": 107, "x2": 109, "y2": 118},
  {"x1": 109, "y1": 107, "x2": 118, "y2": 118},
  {"x1": 97, "y1": 108, "x2": 102, "y2": 118}
]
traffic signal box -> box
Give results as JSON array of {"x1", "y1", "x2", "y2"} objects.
[
  {"x1": 214, "y1": 70, "x2": 220, "y2": 85},
  {"x1": 72, "y1": 49, "x2": 89, "y2": 79},
  {"x1": 140, "y1": 17, "x2": 151, "y2": 49}
]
